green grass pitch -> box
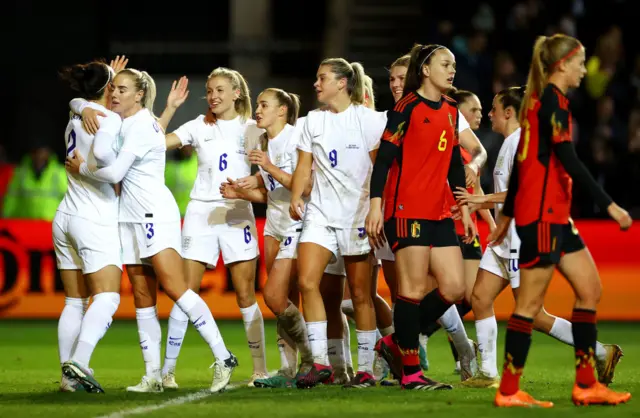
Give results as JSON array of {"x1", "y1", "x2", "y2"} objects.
[{"x1": 0, "y1": 320, "x2": 637, "y2": 417}]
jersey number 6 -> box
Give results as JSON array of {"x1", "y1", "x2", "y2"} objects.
[
  {"x1": 437, "y1": 130, "x2": 447, "y2": 151},
  {"x1": 219, "y1": 153, "x2": 228, "y2": 171}
]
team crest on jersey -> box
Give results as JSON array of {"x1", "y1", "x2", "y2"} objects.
[
  {"x1": 182, "y1": 236, "x2": 192, "y2": 251},
  {"x1": 275, "y1": 154, "x2": 282, "y2": 165},
  {"x1": 411, "y1": 221, "x2": 421, "y2": 238},
  {"x1": 496, "y1": 156, "x2": 504, "y2": 169}
]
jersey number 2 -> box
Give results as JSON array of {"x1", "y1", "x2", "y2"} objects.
[
  {"x1": 67, "y1": 130, "x2": 77, "y2": 156},
  {"x1": 267, "y1": 174, "x2": 276, "y2": 191}
]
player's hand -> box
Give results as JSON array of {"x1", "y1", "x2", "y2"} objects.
[
  {"x1": 464, "y1": 166, "x2": 477, "y2": 187},
  {"x1": 460, "y1": 208, "x2": 476, "y2": 244},
  {"x1": 166, "y1": 76, "x2": 189, "y2": 110},
  {"x1": 249, "y1": 149, "x2": 272, "y2": 169},
  {"x1": 290, "y1": 196, "x2": 305, "y2": 221},
  {"x1": 81, "y1": 107, "x2": 105, "y2": 135},
  {"x1": 65, "y1": 150, "x2": 85, "y2": 174},
  {"x1": 204, "y1": 109, "x2": 216, "y2": 125},
  {"x1": 234, "y1": 175, "x2": 259, "y2": 190},
  {"x1": 487, "y1": 214, "x2": 511, "y2": 246},
  {"x1": 220, "y1": 182, "x2": 241, "y2": 199},
  {"x1": 607, "y1": 203, "x2": 633, "y2": 231},
  {"x1": 109, "y1": 55, "x2": 129, "y2": 73},
  {"x1": 454, "y1": 186, "x2": 485, "y2": 205},
  {"x1": 365, "y1": 201, "x2": 386, "y2": 250}
]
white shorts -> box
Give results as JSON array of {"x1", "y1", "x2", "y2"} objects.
[
  {"x1": 374, "y1": 240, "x2": 395, "y2": 262},
  {"x1": 299, "y1": 222, "x2": 370, "y2": 260},
  {"x1": 182, "y1": 200, "x2": 259, "y2": 268},
  {"x1": 479, "y1": 246, "x2": 520, "y2": 289},
  {"x1": 264, "y1": 225, "x2": 302, "y2": 260},
  {"x1": 324, "y1": 254, "x2": 346, "y2": 277},
  {"x1": 53, "y1": 212, "x2": 122, "y2": 274},
  {"x1": 120, "y1": 221, "x2": 182, "y2": 266}
]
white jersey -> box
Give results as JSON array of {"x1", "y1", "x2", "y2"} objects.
[
  {"x1": 258, "y1": 123, "x2": 303, "y2": 236},
  {"x1": 297, "y1": 105, "x2": 386, "y2": 229},
  {"x1": 173, "y1": 115, "x2": 263, "y2": 204},
  {"x1": 57, "y1": 102, "x2": 121, "y2": 225},
  {"x1": 493, "y1": 127, "x2": 521, "y2": 259},
  {"x1": 118, "y1": 108, "x2": 180, "y2": 223}
]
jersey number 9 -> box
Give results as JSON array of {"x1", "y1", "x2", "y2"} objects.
[
  {"x1": 219, "y1": 153, "x2": 228, "y2": 171},
  {"x1": 329, "y1": 149, "x2": 338, "y2": 167},
  {"x1": 267, "y1": 174, "x2": 276, "y2": 191}
]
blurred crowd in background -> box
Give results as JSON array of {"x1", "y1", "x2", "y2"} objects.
[{"x1": 1, "y1": 0, "x2": 638, "y2": 221}]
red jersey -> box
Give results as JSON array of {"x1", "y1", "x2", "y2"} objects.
[
  {"x1": 382, "y1": 92, "x2": 461, "y2": 221},
  {"x1": 446, "y1": 147, "x2": 478, "y2": 235},
  {"x1": 508, "y1": 84, "x2": 573, "y2": 225}
]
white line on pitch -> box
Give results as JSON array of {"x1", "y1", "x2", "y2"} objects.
[{"x1": 95, "y1": 372, "x2": 277, "y2": 418}]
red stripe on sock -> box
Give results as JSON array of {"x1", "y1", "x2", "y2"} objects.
[{"x1": 572, "y1": 309, "x2": 596, "y2": 324}]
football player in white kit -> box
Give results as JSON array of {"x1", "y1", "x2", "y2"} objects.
[
  {"x1": 66, "y1": 69, "x2": 238, "y2": 394},
  {"x1": 55, "y1": 58, "x2": 124, "y2": 394},
  {"x1": 340, "y1": 76, "x2": 394, "y2": 383},
  {"x1": 161, "y1": 67, "x2": 267, "y2": 387},
  {"x1": 457, "y1": 86, "x2": 622, "y2": 388},
  {"x1": 219, "y1": 87, "x2": 314, "y2": 388},
  {"x1": 290, "y1": 58, "x2": 387, "y2": 388}
]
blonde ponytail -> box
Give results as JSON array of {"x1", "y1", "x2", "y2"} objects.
[
  {"x1": 140, "y1": 71, "x2": 157, "y2": 115},
  {"x1": 349, "y1": 62, "x2": 366, "y2": 105},
  {"x1": 520, "y1": 34, "x2": 583, "y2": 122},
  {"x1": 520, "y1": 37, "x2": 549, "y2": 123}
]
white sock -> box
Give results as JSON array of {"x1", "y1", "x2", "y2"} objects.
[
  {"x1": 475, "y1": 316, "x2": 498, "y2": 377},
  {"x1": 277, "y1": 303, "x2": 311, "y2": 366},
  {"x1": 550, "y1": 317, "x2": 607, "y2": 359},
  {"x1": 276, "y1": 327, "x2": 297, "y2": 374},
  {"x1": 439, "y1": 305, "x2": 470, "y2": 355},
  {"x1": 175, "y1": 289, "x2": 230, "y2": 361},
  {"x1": 162, "y1": 303, "x2": 190, "y2": 375},
  {"x1": 356, "y1": 329, "x2": 377, "y2": 374},
  {"x1": 327, "y1": 338, "x2": 347, "y2": 371},
  {"x1": 342, "y1": 314, "x2": 353, "y2": 369},
  {"x1": 380, "y1": 325, "x2": 394, "y2": 337},
  {"x1": 240, "y1": 302, "x2": 268, "y2": 375},
  {"x1": 306, "y1": 321, "x2": 329, "y2": 366},
  {"x1": 341, "y1": 299, "x2": 355, "y2": 319},
  {"x1": 419, "y1": 333, "x2": 428, "y2": 353},
  {"x1": 58, "y1": 297, "x2": 89, "y2": 365},
  {"x1": 136, "y1": 306, "x2": 162, "y2": 380},
  {"x1": 72, "y1": 292, "x2": 120, "y2": 367}
]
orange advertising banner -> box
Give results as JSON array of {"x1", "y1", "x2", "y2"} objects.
[{"x1": 0, "y1": 219, "x2": 638, "y2": 320}]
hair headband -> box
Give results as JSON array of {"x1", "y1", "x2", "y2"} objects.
[
  {"x1": 98, "y1": 65, "x2": 116, "y2": 93},
  {"x1": 550, "y1": 45, "x2": 582, "y2": 69},
  {"x1": 418, "y1": 46, "x2": 446, "y2": 73}
]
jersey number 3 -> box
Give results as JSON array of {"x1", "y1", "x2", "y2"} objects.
[{"x1": 517, "y1": 119, "x2": 531, "y2": 162}]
